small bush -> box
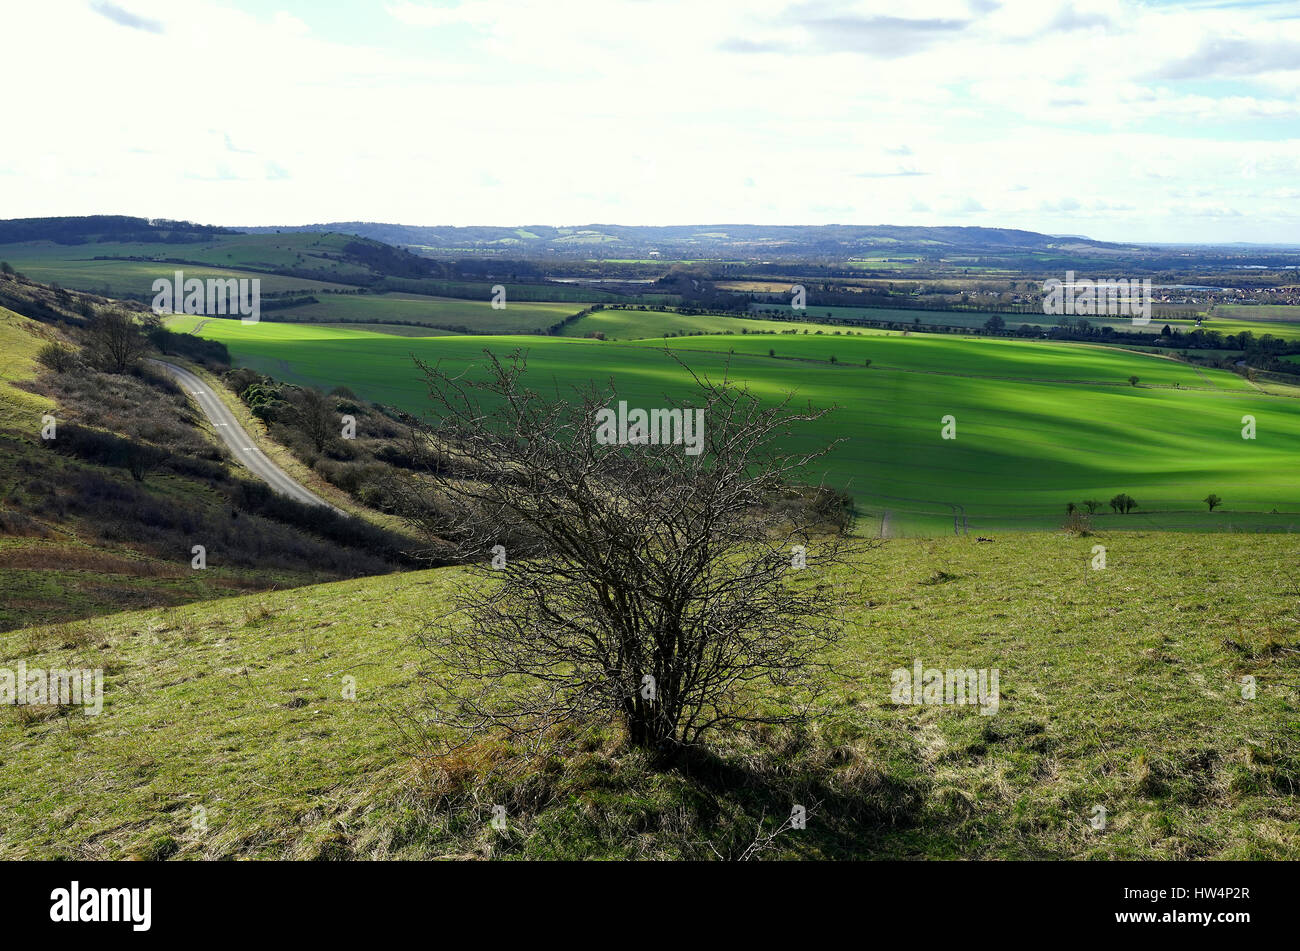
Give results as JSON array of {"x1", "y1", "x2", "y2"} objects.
[
  {"x1": 1062, "y1": 511, "x2": 1092, "y2": 535},
  {"x1": 36, "y1": 342, "x2": 78, "y2": 373}
]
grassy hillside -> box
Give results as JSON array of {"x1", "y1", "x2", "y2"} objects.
[
  {"x1": 174, "y1": 317, "x2": 1300, "y2": 534},
  {"x1": 0, "y1": 245, "x2": 358, "y2": 298},
  {"x1": 1, "y1": 531, "x2": 1294, "y2": 859},
  {"x1": 0, "y1": 306, "x2": 57, "y2": 429},
  {"x1": 0, "y1": 307, "x2": 279, "y2": 628},
  {"x1": 0, "y1": 284, "x2": 411, "y2": 632}
]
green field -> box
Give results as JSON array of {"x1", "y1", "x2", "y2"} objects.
[
  {"x1": 1213, "y1": 304, "x2": 1300, "y2": 321},
  {"x1": 309, "y1": 322, "x2": 460, "y2": 337},
  {"x1": 2, "y1": 531, "x2": 1295, "y2": 859},
  {"x1": 374, "y1": 276, "x2": 678, "y2": 306},
  {"x1": 268, "y1": 293, "x2": 585, "y2": 334},
  {"x1": 558, "y1": 308, "x2": 884, "y2": 339},
  {"x1": 753, "y1": 302, "x2": 1300, "y2": 342},
  {"x1": 175, "y1": 315, "x2": 1300, "y2": 535}
]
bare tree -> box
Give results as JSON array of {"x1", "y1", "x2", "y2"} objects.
[
  {"x1": 85, "y1": 309, "x2": 150, "y2": 374},
  {"x1": 396, "y1": 350, "x2": 866, "y2": 755},
  {"x1": 291, "y1": 387, "x2": 337, "y2": 453}
]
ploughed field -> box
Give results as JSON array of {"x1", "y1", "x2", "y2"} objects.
[{"x1": 171, "y1": 313, "x2": 1300, "y2": 535}]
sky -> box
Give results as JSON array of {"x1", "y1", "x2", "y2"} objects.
[{"x1": 3, "y1": 0, "x2": 1299, "y2": 242}]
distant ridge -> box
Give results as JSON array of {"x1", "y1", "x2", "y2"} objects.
[
  {"x1": 0, "y1": 215, "x2": 235, "y2": 245},
  {"x1": 235, "y1": 221, "x2": 1130, "y2": 260}
]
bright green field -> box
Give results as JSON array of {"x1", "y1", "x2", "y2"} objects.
[
  {"x1": 310, "y1": 322, "x2": 459, "y2": 337},
  {"x1": 269, "y1": 293, "x2": 584, "y2": 334},
  {"x1": 174, "y1": 315, "x2": 1300, "y2": 535}
]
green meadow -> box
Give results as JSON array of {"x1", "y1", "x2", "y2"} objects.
[{"x1": 175, "y1": 315, "x2": 1300, "y2": 535}]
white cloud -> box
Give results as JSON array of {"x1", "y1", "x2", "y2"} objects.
[{"x1": 1, "y1": 0, "x2": 1295, "y2": 242}]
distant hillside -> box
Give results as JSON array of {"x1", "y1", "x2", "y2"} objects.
[
  {"x1": 239, "y1": 221, "x2": 1132, "y2": 261},
  {"x1": 8, "y1": 217, "x2": 1300, "y2": 279},
  {"x1": 0, "y1": 215, "x2": 235, "y2": 246}
]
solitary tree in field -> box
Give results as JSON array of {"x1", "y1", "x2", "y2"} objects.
[
  {"x1": 1082, "y1": 499, "x2": 1103, "y2": 515},
  {"x1": 1204, "y1": 493, "x2": 1223, "y2": 512},
  {"x1": 1128, "y1": 375, "x2": 1140, "y2": 386},
  {"x1": 1109, "y1": 493, "x2": 1137, "y2": 514},
  {"x1": 396, "y1": 351, "x2": 863, "y2": 754}
]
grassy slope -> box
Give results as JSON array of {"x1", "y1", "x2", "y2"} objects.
[
  {"x1": 0, "y1": 306, "x2": 56, "y2": 429},
  {"x1": 0, "y1": 253, "x2": 355, "y2": 298},
  {"x1": 0, "y1": 234, "x2": 373, "y2": 294},
  {"x1": 0, "y1": 303, "x2": 405, "y2": 631},
  {"x1": 176, "y1": 317, "x2": 1300, "y2": 534},
  {"x1": 0, "y1": 308, "x2": 292, "y2": 629},
  {"x1": 1, "y1": 531, "x2": 1295, "y2": 859}
]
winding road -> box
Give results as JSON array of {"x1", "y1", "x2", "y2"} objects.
[{"x1": 150, "y1": 359, "x2": 335, "y2": 510}]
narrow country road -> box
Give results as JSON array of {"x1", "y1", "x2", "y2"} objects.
[{"x1": 150, "y1": 359, "x2": 335, "y2": 510}]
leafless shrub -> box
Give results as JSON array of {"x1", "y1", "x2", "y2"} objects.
[
  {"x1": 84, "y1": 309, "x2": 153, "y2": 375},
  {"x1": 396, "y1": 349, "x2": 871, "y2": 755},
  {"x1": 1062, "y1": 511, "x2": 1092, "y2": 536}
]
